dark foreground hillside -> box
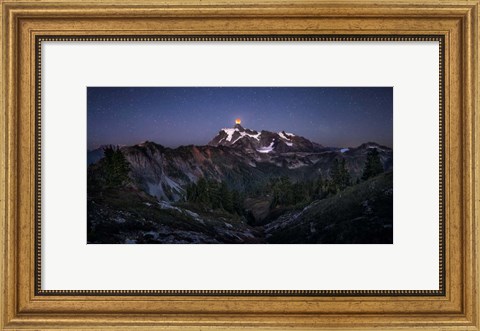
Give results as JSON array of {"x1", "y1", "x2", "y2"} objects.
[
  {"x1": 265, "y1": 171, "x2": 393, "y2": 244},
  {"x1": 87, "y1": 187, "x2": 264, "y2": 244},
  {"x1": 87, "y1": 171, "x2": 392, "y2": 244}
]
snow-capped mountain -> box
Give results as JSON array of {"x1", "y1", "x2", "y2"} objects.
[
  {"x1": 88, "y1": 118, "x2": 395, "y2": 244},
  {"x1": 88, "y1": 124, "x2": 394, "y2": 244},
  {"x1": 208, "y1": 124, "x2": 325, "y2": 153},
  {"x1": 88, "y1": 126, "x2": 392, "y2": 203}
]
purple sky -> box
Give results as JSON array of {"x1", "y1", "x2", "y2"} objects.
[{"x1": 87, "y1": 87, "x2": 393, "y2": 150}]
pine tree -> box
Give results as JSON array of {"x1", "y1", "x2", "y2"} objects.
[
  {"x1": 231, "y1": 190, "x2": 243, "y2": 215},
  {"x1": 330, "y1": 159, "x2": 341, "y2": 189},
  {"x1": 196, "y1": 178, "x2": 210, "y2": 205},
  {"x1": 330, "y1": 158, "x2": 351, "y2": 192},
  {"x1": 361, "y1": 148, "x2": 384, "y2": 180},
  {"x1": 314, "y1": 175, "x2": 325, "y2": 199},
  {"x1": 103, "y1": 146, "x2": 130, "y2": 187},
  {"x1": 219, "y1": 181, "x2": 234, "y2": 213},
  {"x1": 208, "y1": 180, "x2": 222, "y2": 209},
  {"x1": 339, "y1": 159, "x2": 351, "y2": 189}
]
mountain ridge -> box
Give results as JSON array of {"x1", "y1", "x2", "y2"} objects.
[
  {"x1": 87, "y1": 124, "x2": 394, "y2": 244},
  {"x1": 89, "y1": 125, "x2": 392, "y2": 165},
  {"x1": 208, "y1": 124, "x2": 326, "y2": 154},
  {"x1": 88, "y1": 128, "x2": 392, "y2": 203}
]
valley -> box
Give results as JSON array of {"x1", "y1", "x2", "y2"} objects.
[{"x1": 87, "y1": 124, "x2": 393, "y2": 244}]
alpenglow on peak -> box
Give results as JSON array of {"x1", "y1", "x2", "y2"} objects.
[{"x1": 207, "y1": 124, "x2": 325, "y2": 154}]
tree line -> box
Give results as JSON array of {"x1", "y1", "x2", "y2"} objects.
[
  {"x1": 265, "y1": 148, "x2": 384, "y2": 209},
  {"x1": 92, "y1": 146, "x2": 385, "y2": 212},
  {"x1": 266, "y1": 148, "x2": 384, "y2": 208},
  {"x1": 185, "y1": 178, "x2": 244, "y2": 215},
  {"x1": 185, "y1": 148, "x2": 385, "y2": 211},
  {"x1": 88, "y1": 146, "x2": 131, "y2": 191}
]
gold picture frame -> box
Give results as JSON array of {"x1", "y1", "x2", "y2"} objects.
[{"x1": 1, "y1": 0, "x2": 478, "y2": 329}]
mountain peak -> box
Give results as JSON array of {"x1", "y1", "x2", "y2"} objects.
[
  {"x1": 355, "y1": 142, "x2": 391, "y2": 151},
  {"x1": 208, "y1": 125, "x2": 324, "y2": 153},
  {"x1": 234, "y1": 123, "x2": 244, "y2": 131}
]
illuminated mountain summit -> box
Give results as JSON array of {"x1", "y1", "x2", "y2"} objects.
[{"x1": 208, "y1": 121, "x2": 324, "y2": 154}]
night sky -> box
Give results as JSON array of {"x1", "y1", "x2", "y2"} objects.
[{"x1": 87, "y1": 87, "x2": 392, "y2": 150}]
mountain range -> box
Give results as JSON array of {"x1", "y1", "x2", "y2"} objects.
[
  {"x1": 87, "y1": 124, "x2": 393, "y2": 244},
  {"x1": 88, "y1": 124, "x2": 392, "y2": 201}
]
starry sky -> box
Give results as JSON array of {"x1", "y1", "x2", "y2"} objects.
[{"x1": 87, "y1": 87, "x2": 393, "y2": 150}]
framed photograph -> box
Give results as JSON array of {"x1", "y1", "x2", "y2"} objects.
[{"x1": 1, "y1": 0, "x2": 478, "y2": 330}]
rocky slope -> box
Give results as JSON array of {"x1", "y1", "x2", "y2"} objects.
[
  {"x1": 87, "y1": 125, "x2": 393, "y2": 244},
  {"x1": 88, "y1": 125, "x2": 392, "y2": 203},
  {"x1": 264, "y1": 171, "x2": 393, "y2": 244},
  {"x1": 87, "y1": 172, "x2": 392, "y2": 244},
  {"x1": 87, "y1": 187, "x2": 264, "y2": 244}
]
